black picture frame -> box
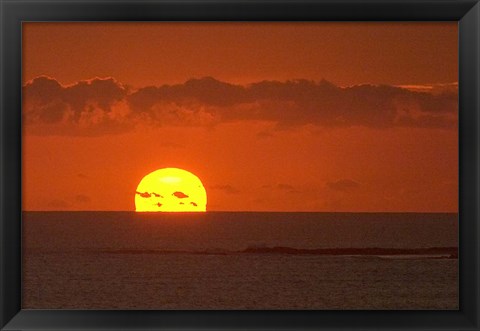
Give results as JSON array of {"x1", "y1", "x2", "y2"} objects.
[{"x1": 1, "y1": 0, "x2": 479, "y2": 330}]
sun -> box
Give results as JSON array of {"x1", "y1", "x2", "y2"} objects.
[{"x1": 135, "y1": 168, "x2": 207, "y2": 212}]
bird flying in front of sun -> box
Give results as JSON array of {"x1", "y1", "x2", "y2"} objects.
[{"x1": 135, "y1": 168, "x2": 207, "y2": 212}]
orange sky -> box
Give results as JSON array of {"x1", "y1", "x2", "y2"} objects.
[{"x1": 22, "y1": 22, "x2": 458, "y2": 212}]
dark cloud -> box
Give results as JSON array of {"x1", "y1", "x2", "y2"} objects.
[
  {"x1": 136, "y1": 191, "x2": 163, "y2": 198},
  {"x1": 136, "y1": 191, "x2": 151, "y2": 198},
  {"x1": 327, "y1": 179, "x2": 361, "y2": 192},
  {"x1": 23, "y1": 76, "x2": 131, "y2": 135},
  {"x1": 24, "y1": 76, "x2": 127, "y2": 121},
  {"x1": 128, "y1": 77, "x2": 247, "y2": 111},
  {"x1": 23, "y1": 76, "x2": 458, "y2": 135},
  {"x1": 172, "y1": 191, "x2": 189, "y2": 199},
  {"x1": 210, "y1": 184, "x2": 240, "y2": 194}
]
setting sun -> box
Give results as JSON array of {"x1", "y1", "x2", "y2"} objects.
[{"x1": 135, "y1": 168, "x2": 207, "y2": 212}]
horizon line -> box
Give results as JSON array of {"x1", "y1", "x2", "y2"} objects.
[{"x1": 21, "y1": 210, "x2": 459, "y2": 214}]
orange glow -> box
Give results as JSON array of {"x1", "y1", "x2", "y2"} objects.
[
  {"x1": 21, "y1": 22, "x2": 459, "y2": 213},
  {"x1": 135, "y1": 168, "x2": 207, "y2": 212}
]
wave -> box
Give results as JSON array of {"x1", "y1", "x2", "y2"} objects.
[{"x1": 94, "y1": 246, "x2": 458, "y2": 259}]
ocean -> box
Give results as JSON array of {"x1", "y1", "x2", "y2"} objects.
[{"x1": 22, "y1": 212, "x2": 458, "y2": 309}]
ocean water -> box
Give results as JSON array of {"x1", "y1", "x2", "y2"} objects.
[{"x1": 22, "y1": 212, "x2": 458, "y2": 309}]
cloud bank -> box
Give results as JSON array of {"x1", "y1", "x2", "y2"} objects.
[{"x1": 23, "y1": 76, "x2": 458, "y2": 135}]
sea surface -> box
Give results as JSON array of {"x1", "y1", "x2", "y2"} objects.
[{"x1": 22, "y1": 212, "x2": 458, "y2": 309}]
